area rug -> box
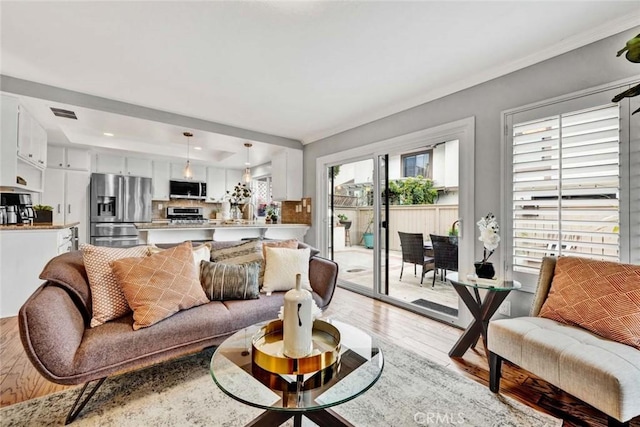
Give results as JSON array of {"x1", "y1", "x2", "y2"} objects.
[{"x1": 1, "y1": 328, "x2": 560, "y2": 427}]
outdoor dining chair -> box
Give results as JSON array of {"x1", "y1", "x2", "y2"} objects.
[
  {"x1": 429, "y1": 234, "x2": 459, "y2": 287},
  {"x1": 398, "y1": 232, "x2": 435, "y2": 285}
]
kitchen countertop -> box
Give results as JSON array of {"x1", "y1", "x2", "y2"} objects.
[
  {"x1": 0, "y1": 222, "x2": 80, "y2": 231},
  {"x1": 134, "y1": 221, "x2": 309, "y2": 230}
]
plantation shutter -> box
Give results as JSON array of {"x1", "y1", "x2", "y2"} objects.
[{"x1": 512, "y1": 104, "x2": 620, "y2": 274}]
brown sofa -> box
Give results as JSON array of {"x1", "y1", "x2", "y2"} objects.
[{"x1": 18, "y1": 242, "x2": 338, "y2": 423}]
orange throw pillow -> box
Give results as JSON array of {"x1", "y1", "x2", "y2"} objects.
[
  {"x1": 539, "y1": 256, "x2": 640, "y2": 349},
  {"x1": 111, "y1": 241, "x2": 209, "y2": 330}
]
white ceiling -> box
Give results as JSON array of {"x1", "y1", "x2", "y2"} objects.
[{"x1": 1, "y1": 1, "x2": 639, "y2": 162}]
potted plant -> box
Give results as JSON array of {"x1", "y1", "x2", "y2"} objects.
[
  {"x1": 33, "y1": 204, "x2": 53, "y2": 224},
  {"x1": 337, "y1": 213, "x2": 351, "y2": 230}
]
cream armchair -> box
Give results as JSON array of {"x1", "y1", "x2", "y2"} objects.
[{"x1": 487, "y1": 257, "x2": 640, "y2": 427}]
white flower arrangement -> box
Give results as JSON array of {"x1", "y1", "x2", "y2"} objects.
[{"x1": 477, "y1": 212, "x2": 500, "y2": 263}]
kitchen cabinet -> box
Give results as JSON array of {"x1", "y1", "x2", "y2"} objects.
[
  {"x1": 0, "y1": 95, "x2": 45, "y2": 192},
  {"x1": 0, "y1": 226, "x2": 76, "y2": 317},
  {"x1": 41, "y1": 169, "x2": 90, "y2": 245},
  {"x1": 47, "y1": 146, "x2": 91, "y2": 170},
  {"x1": 206, "y1": 167, "x2": 227, "y2": 201},
  {"x1": 17, "y1": 104, "x2": 47, "y2": 169},
  {"x1": 152, "y1": 160, "x2": 171, "y2": 200},
  {"x1": 95, "y1": 153, "x2": 126, "y2": 174},
  {"x1": 124, "y1": 157, "x2": 152, "y2": 177},
  {"x1": 226, "y1": 169, "x2": 243, "y2": 192},
  {"x1": 271, "y1": 148, "x2": 303, "y2": 201},
  {"x1": 95, "y1": 154, "x2": 152, "y2": 177},
  {"x1": 171, "y1": 162, "x2": 206, "y2": 182}
]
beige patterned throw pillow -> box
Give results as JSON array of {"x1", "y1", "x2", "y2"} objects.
[
  {"x1": 111, "y1": 241, "x2": 209, "y2": 330},
  {"x1": 81, "y1": 244, "x2": 150, "y2": 327},
  {"x1": 211, "y1": 240, "x2": 265, "y2": 283}
]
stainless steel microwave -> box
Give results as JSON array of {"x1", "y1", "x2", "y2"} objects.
[{"x1": 169, "y1": 180, "x2": 207, "y2": 200}]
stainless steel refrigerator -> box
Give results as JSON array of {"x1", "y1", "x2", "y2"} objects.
[{"x1": 90, "y1": 173, "x2": 152, "y2": 247}]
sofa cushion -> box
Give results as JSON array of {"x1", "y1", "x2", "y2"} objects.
[
  {"x1": 489, "y1": 316, "x2": 640, "y2": 422},
  {"x1": 199, "y1": 261, "x2": 260, "y2": 301},
  {"x1": 81, "y1": 244, "x2": 150, "y2": 327},
  {"x1": 538, "y1": 256, "x2": 640, "y2": 349},
  {"x1": 111, "y1": 242, "x2": 209, "y2": 330},
  {"x1": 262, "y1": 247, "x2": 311, "y2": 294}
]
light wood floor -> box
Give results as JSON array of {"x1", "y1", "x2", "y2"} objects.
[{"x1": 1, "y1": 287, "x2": 638, "y2": 426}]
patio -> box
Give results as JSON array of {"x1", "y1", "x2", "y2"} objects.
[{"x1": 333, "y1": 246, "x2": 459, "y2": 314}]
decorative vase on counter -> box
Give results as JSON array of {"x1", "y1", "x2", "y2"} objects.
[
  {"x1": 474, "y1": 261, "x2": 495, "y2": 279},
  {"x1": 283, "y1": 274, "x2": 313, "y2": 358},
  {"x1": 242, "y1": 203, "x2": 255, "y2": 221},
  {"x1": 231, "y1": 204, "x2": 242, "y2": 220},
  {"x1": 221, "y1": 201, "x2": 231, "y2": 220}
]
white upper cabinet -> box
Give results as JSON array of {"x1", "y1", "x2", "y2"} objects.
[
  {"x1": 225, "y1": 169, "x2": 243, "y2": 191},
  {"x1": 95, "y1": 153, "x2": 126, "y2": 174},
  {"x1": 170, "y1": 162, "x2": 206, "y2": 182},
  {"x1": 48, "y1": 146, "x2": 90, "y2": 171},
  {"x1": 206, "y1": 167, "x2": 227, "y2": 202},
  {"x1": 16, "y1": 104, "x2": 47, "y2": 169},
  {"x1": 271, "y1": 148, "x2": 303, "y2": 201},
  {"x1": 95, "y1": 154, "x2": 151, "y2": 177},
  {"x1": 152, "y1": 160, "x2": 171, "y2": 200},
  {"x1": 125, "y1": 157, "x2": 152, "y2": 177},
  {"x1": 0, "y1": 95, "x2": 45, "y2": 192}
]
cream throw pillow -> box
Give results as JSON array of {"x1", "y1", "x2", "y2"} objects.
[
  {"x1": 81, "y1": 244, "x2": 150, "y2": 327},
  {"x1": 262, "y1": 247, "x2": 312, "y2": 294}
]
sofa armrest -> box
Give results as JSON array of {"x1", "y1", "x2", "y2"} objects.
[
  {"x1": 19, "y1": 283, "x2": 86, "y2": 385},
  {"x1": 529, "y1": 256, "x2": 557, "y2": 316},
  {"x1": 309, "y1": 256, "x2": 338, "y2": 310}
]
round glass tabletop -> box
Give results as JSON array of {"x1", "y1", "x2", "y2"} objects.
[
  {"x1": 447, "y1": 272, "x2": 522, "y2": 291},
  {"x1": 210, "y1": 318, "x2": 384, "y2": 413}
]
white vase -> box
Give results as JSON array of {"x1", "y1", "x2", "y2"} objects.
[
  {"x1": 283, "y1": 274, "x2": 313, "y2": 358},
  {"x1": 221, "y1": 201, "x2": 231, "y2": 220}
]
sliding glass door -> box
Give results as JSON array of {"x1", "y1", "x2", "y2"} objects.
[{"x1": 317, "y1": 117, "x2": 475, "y2": 328}]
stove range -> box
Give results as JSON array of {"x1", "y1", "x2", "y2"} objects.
[
  {"x1": 169, "y1": 218, "x2": 209, "y2": 224},
  {"x1": 166, "y1": 206, "x2": 207, "y2": 224}
]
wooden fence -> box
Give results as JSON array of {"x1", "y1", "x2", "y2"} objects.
[{"x1": 334, "y1": 205, "x2": 459, "y2": 251}]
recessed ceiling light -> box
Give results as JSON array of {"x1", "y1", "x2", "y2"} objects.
[
  {"x1": 194, "y1": 146, "x2": 202, "y2": 150},
  {"x1": 103, "y1": 132, "x2": 114, "y2": 137}
]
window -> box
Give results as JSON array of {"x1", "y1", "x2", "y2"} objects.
[
  {"x1": 401, "y1": 150, "x2": 432, "y2": 178},
  {"x1": 511, "y1": 104, "x2": 620, "y2": 274}
]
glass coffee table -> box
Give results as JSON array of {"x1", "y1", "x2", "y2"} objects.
[{"x1": 210, "y1": 319, "x2": 384, "y2": 427}]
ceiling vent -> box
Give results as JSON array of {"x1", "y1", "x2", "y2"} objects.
[{"x1": 50, "y1": 107, "x2": 77, "y2": 120}]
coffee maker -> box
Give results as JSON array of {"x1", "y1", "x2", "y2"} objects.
[{"x1": 1, "y1": 193, "x2": 36, "y2": 225}]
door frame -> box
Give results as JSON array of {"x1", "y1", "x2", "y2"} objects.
[{"x1": 315, "y1": 117, "x2": 475, "y2": 327}]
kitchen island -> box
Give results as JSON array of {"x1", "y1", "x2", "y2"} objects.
[
  {"x1": 0, "y1": 222, "x2": 79, "y2": 318},
  {"x1": 134, "y1": 221, "x2": 310, "y2": 244}
]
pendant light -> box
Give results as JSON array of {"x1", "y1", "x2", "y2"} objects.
[
  {"x1": 183, "y1": 132, "x2": 193, "y2": 179},
  {"x1": 242, "y1": 142, "x2": 253, "y2": 183}
]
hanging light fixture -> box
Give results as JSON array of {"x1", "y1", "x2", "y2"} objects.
[
  {"x1": 242, "y1": 142, "x2": 252, "y2": 183},
  {"x1": 183, "y1": 131, "x2": 193, "y2": 179}
]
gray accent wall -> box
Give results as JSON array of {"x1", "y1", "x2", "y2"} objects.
[{"x1": 303, "y1": 27, "x2": 640, "y2": 316}]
